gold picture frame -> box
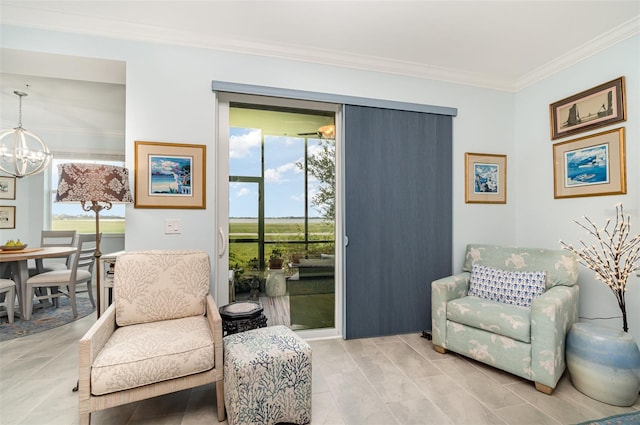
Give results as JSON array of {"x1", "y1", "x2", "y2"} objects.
[
  {"x1": 549, "y1": 76, "x2": 626, "y2": 140},
  {"x1": 553, "y1": 127, "x2": 626, "y2": 199},
  {"x1": 134, "y1": 141, "x2": 206, "y2": 209},
  {"x1": 0, "y1": 206, "x2": 16, "y2": 229},
  {"x1": 465, "y1": 153, "x2": 507, "y2": 204}
]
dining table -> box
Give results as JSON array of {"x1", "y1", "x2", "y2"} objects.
[{"x1": 0, "y1": 246, "x2": 77, "y2": 318}]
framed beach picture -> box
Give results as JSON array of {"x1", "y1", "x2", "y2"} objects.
[
  {"x1": 0, "y1": 206, "x2": 16, "y2": 229},
  {"x1": 0, "y1": 176, "x2": 16, "y2": 200},
  {"x1": 134, "y1": 141, "x2": 206, "y2": 208},
  {"x1": 549, "y1": 77, "x2": 626, "y2": 140},
  {"x1": 465, "y1": 153, "x2": 507, "y2": 204},
  {"x1": 553, "y1": 127, "x2": 626, "y2": 199}
]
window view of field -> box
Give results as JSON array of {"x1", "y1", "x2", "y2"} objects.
[
  {"x1": 229, "y1": 105, "x2": 336, "y2": 330},
  {"x1": 229, "y1": 217, "x2": 334, "y2": 272},
  {"x1": 52, "y1": 214, "x2": 125, "y2": 234}
]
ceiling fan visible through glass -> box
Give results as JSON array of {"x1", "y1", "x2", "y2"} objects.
[{"x1": 298, "y1": 124, "x2": 336, "y2": 139}]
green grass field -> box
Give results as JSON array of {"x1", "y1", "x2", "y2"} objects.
[
  {"x1": 52, "y1": 218, "x2": 334, "y2": 272},
  {"x1": 52, "y1": 219, "x2": 125, "y2": 234},
  {"x1": 229, "y1": 219, "x2": 335, "y2": 272}
]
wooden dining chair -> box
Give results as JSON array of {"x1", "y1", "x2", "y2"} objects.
[
  {"x1": 23, "y1": 233, "x2": 99, "y2": 320},
  {"x1": 0, "y1": 279, "x2": 16, "y2": 324},
  {"x1": 28, "y1": 230, "x2": 77, "y2": 276}
]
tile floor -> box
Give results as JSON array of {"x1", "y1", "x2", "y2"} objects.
[{"x1": 1, "y1": 312, "x2": 638, "y2": 425}]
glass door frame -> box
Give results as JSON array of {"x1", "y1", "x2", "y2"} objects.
[{"x1": 215, "y1": 91, "x2": 343, "y2": 339}]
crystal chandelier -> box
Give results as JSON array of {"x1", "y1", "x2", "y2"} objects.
[{"x1": 0, "y1": 90, "x2": 52, "y2": 178}]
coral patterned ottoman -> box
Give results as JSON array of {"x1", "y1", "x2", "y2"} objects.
[{"x1": 223, "y1": 325, "x2": 312, "y2": 425}]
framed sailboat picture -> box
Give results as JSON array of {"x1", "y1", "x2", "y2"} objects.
[{"x1": 549, "y1": 77, "x2": 626, "y2": 140}]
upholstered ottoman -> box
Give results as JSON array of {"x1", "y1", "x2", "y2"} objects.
[{"x1": 223, "y1": 325, "x2": 312, "y2": 425}]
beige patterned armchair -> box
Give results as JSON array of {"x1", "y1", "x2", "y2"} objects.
[{"x1": 78, "y1": 250, "x2": 225, "y2": 424}]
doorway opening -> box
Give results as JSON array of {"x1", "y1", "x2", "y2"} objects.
[{"x1": 227, "y1": 103, "x2": 337, "y2": 331}]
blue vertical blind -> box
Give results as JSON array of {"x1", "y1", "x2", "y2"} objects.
[{"x1": 344, "y1": 105, "x2": 453, "y2": 339}]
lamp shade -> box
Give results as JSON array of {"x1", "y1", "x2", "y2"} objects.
[{"x1": 56, "y1": 163, "x2": 133, "y2": 203}]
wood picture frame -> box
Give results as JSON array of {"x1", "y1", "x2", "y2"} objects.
[
  {"x1": 465, "y1": 153, "x2": 507, "y2": 204},
  {"x1": 549, "y1": 76, "x2": 626, "y2": 140},
  {"x1": 553, "y1": 127, "x2": 626, "y2": 199},
  {"x1": 0, "y1": 206, "x2": 16, "y2": 229},
  {"x1": 0, "y1": 176, "x2": 16, "y2": 200},
  {"x1": 134, "y1": 141, "x2": 206, "y2": 209}
]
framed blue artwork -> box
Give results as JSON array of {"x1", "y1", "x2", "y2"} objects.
[
  {"x1": 134, "y1": 141, "x2": 206, "y2": 208},
  {"x1": 553, "y1": 127, "x2": 626, "y2": 199},
  {"x1": 465, "y1": 152, "x2": 507, "y2": 204}
]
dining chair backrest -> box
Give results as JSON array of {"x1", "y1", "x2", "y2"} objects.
[
  {"x1": 41, "y1": 230, "x2": 77, "y2": 247},
  {"x1": 41, "y1": 230, "x2": 77, "y2": 268},
  {"x1": 70, "y1": 233, "x2": 100, "y2": 281},
  {"x1": 28, "y1": 230, "x2": 78, "y2": 275}
]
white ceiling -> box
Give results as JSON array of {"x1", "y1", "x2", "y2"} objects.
[
  {"x1": 1, "y1": 0, "x2": 639, "y2": 91},
  {"x1": 1, "y1": 0, "x2": 638, "y2": 152}
]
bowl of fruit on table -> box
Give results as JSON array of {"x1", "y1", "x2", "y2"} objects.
[{"x1": 1, "y1": 240, "x2": 27, "y2": 251}]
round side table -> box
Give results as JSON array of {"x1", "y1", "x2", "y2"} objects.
[
  {"x1": 219, "y1": 301, "x2": 268, "y2": 336},
  {"x1": 566, "y1": 322, "x2": 640, "y2": 406}
]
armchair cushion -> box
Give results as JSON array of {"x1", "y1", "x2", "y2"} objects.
[
  {"x1": 468, "y1": 264, "x2": 547, "y2": 307},
  {"x1": 91, "y1": 315, "x2": 214, "y2": 396},
  {"x1": 447, "y1": 296, "x2": 532, "y2": 343},
  {"x1": 114, "y1": 250, "x2": 210, "y2": 326}
]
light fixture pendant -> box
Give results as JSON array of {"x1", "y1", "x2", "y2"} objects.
[{"x1": 0, "y1": 90, "x2": 52, "y2": 178}]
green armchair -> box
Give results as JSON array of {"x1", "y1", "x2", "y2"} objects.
[{"x1": 431, "y1": 244, "x2": 579, "y2": 394}]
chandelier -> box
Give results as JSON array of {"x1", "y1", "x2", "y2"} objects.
[{"x1": 0, "y1": 90, "x2": 52, "y2": 178}]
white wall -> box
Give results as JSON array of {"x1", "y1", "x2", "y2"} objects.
[
  {"x1": 2, "y1": 24, "x2": 516, "y2": 301},
  {"x1": 514, "y1": 35, "x2": 640, "y2": 342},
  {"x1": 4, "y1": 25, "x2": 636, "y2": 340}
]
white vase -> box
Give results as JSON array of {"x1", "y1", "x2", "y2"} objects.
[{"x1": 265, "y1": 268, "x2": 287, "y2": 297}]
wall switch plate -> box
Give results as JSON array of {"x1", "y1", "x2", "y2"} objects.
[{"x1": 165, "y1": 219, "x2": 182, "y2": 234}]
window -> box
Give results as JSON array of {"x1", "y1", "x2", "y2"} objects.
[{"x1": 50, "y1": 157, "x2": 126, "y2": 234}]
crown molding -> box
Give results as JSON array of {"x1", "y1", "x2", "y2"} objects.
[
  {"x1": 516, "y1": 16, "x2": 640, "y2": 91},
  {"x1": 0, "y1": 3, "x2": 517, "y2": 91},
  {"x1": 2, "y1": 3, "x2": 637, "y2": 94}
]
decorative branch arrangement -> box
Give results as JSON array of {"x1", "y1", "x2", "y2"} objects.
[{"x1": 561, "y1": 204, "x2": 640, "y2": 332}]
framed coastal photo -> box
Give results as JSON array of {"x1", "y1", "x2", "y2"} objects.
[
  {"x1": 0, "y1": 176, "x2": 16, "y2": 200},
  {"x1": 465, "y1": 153, "x2": 507, "y2": 204},
  {"x1": 553, "y1": 127, "x2": 626, "y2": 199},
  {"x1": 549, "y1": 76, "x2": 626, "y2": 140},
  {"x1": 0, "y1": 206, "x2": 16, "y2": 229},
  {"x1": 134, "y1": 141, "x2": 206, "y2": 209}
]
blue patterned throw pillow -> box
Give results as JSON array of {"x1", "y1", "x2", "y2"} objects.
[{"x1": 468, "y1": 264, "x2": 546, "y2": 307}]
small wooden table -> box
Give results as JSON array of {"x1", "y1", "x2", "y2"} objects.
[
  {"x1": 101, "y1": 251, "x2": 126, "y2": 315},
  {"x1": 219, "y1": 301, "x2": 267, "y2": 336},
  {"x1": 0, "y1": 246, "x2": 77, "y2": 318}
]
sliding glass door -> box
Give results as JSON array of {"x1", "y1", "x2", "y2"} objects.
[{"x1": 216, "y1": 93, "x2": 341, "y2": 336}]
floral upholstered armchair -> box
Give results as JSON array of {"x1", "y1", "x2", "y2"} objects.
[
  {"x1": 431, "y1": 244, "x2": 579, "y2": 394},
  {"x1": 78, "y1": 250, "x2": 224, "y2": 424}
]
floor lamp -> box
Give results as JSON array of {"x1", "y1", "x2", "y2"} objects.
[{"x1": 55, "y1": 163, "x2": 133, "y2": 318}]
